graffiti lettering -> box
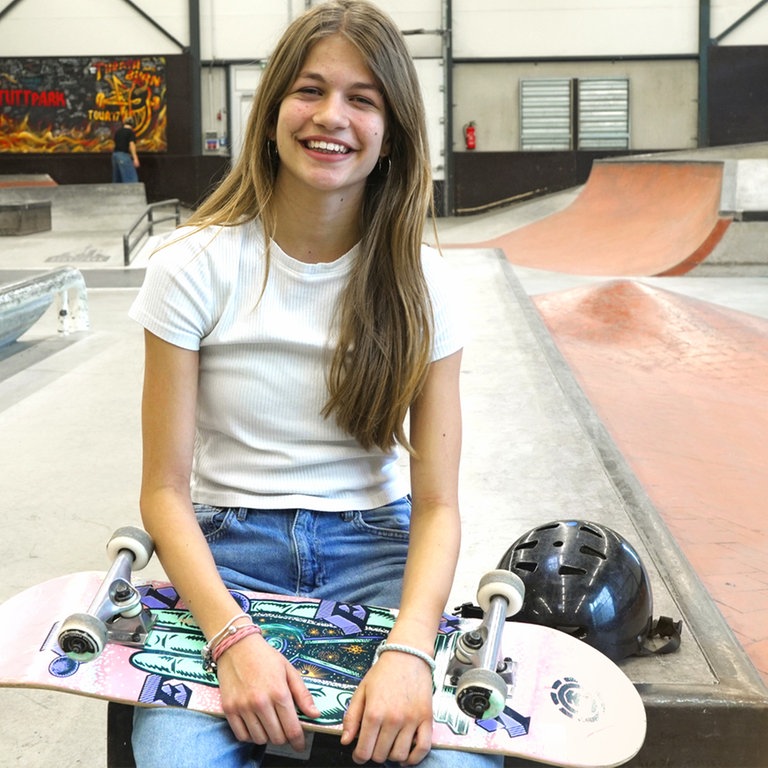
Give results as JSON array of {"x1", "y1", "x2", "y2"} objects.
[
  {"x1": 92, "y1": 60, "x2": 143, "y2": 79},
  {"x1": 126, "y1": 70, "x2": 162, "y2": 89},
  {"x1": 0, "y1": 89, "x2": 67, "y2": 108},
  {"x1": 87, "y1": 109, "x2": 123, "y2": 122}
]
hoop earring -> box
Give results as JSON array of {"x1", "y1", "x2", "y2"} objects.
[{"x1": 377, "y1": 155, "x2": 391, "y2": 177}]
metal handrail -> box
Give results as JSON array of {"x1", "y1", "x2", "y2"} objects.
[{"x1": 123, "y1": 199, "x2": 181, "y2": 266}]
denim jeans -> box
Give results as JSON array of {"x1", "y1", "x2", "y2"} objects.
[
  {"x1": 112, "y1": 151, "x2": 138, "y2": 183},
  {"x1": 132, "y1": 500, "x2": 502, "y2": 768}
]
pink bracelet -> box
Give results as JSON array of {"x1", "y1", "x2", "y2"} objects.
[{"x1": 211, "y1": 623, "x2": 262, "y2": 666}]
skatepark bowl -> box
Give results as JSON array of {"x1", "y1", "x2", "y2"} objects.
[{"x1": 2, "y1": 147, "x2": 768, "y2": 768}]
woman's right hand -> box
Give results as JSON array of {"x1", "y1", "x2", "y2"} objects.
[{"x1": 215, "y1": 632, "x2": 321, "y2": 752}]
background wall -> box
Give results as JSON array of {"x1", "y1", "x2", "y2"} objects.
[
  {"x1": 1, "y1": 0, "x2": 768, "y2": 212},
  {"x1": 452, "y1": 60, "x2": 700, "y2": 153}
]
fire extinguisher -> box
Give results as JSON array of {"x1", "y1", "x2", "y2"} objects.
[{"x1": 464, "y1": 121, "x2": 476, "y2": 151}]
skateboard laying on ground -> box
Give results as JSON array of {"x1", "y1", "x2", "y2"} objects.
[{"x1": 0, "y1": 527, "x2": 646, "y2": 768}]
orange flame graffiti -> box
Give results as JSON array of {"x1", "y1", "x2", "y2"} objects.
[{"x1": 0, "y1": 57, "x2": 167, "y2": 154}]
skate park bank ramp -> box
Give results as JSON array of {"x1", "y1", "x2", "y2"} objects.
[
  {"x1": 484, "y1": 160, "x2": 732, "y2": 276},
  {"x1": 534, "y1": 279, "x2": 768, "y2": 657}
]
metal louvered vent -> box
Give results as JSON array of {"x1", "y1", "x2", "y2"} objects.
[
  {"x1": 578, "y1": 78, "x2": 630, "y2": 150},
  {"x1": 520, "y1": 77, "x2": 630, "y2": 151},
  {"x1": 520, "y1": 78, "x2": 573, "y2": 151}
]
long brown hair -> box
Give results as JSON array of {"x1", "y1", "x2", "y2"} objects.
[{"x1": 189, "y1": 0, "x2": 435, "y2": 453}]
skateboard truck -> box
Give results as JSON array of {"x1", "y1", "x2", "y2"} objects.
[
  {"x1": 58, "y1": 527, "x2": 155, "y2": 662},
  {"x1": 447, "y1": 569, "x2": 525, "y2": 721}
]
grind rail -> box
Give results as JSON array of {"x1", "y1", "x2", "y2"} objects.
[{"x1": 123, "y1": 199, "x2": 181, "y2": 266}]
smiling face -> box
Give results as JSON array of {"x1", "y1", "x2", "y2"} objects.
[{"x1": 272, "y1": 34, "x2": 389, "y2": 206}]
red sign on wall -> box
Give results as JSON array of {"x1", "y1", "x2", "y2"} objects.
[{"x1": 0, "y1": 57, "x2": 167, "y2": 153}]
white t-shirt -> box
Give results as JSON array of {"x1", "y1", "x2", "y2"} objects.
[{"x1": 129, "y1": 220, "x2": 463, "y2": 512}]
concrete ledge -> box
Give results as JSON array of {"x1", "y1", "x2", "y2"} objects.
[
  {"x1": 0, "y1": 201, "x2": 52, "y2": 235},
  {"x1": 0, "y1": 183, "x2": 147, "y2": 233}
]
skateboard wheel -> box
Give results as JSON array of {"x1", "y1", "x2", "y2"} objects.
[
  {"x1": 476, "y1": 569, "x2": 525, "y2": 617},
  {"x1": 58, "y1": 613, "x2": 108, "y2": 662},
  {"x1": 455, "y1": 667, "x2": 508, "y2": 720},
  {"x1": 106, "y1": 526, "x2": 154, "y2": 571}
]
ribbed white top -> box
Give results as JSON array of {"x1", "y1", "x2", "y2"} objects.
[{"x1": 129, "y1": 220, "x2": 464, "y2": 511}]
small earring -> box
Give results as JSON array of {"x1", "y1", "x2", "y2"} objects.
[
  {"x1": 267, "y1": 139, "x2": 279, "y2": 166},
  {"x1": 377, "y1": 155, "x2": 391, "y2": 177}
]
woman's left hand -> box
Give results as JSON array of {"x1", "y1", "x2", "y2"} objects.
[{"x1": 340, "y1": 648, "x2": 434, "y2": 765}]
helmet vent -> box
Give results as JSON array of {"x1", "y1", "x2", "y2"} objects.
[
  {"x1": 580, "y1": 524, "x2": 604, "y2": 539},
  {"x1": 580, "y1": 545, "x2": 607, "y2": 560},
  {"x1": 514, "y1": 562, "x2": 537, "y2": 573},
  {"x1": 559, "y1": 565, "x2": 587, "y2": 576}
]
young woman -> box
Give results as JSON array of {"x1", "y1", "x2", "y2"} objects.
[{"x1": 129, "y1": 2, "x2": 500, "y2": 766}]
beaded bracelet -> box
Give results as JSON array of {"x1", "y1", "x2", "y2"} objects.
[{"x1": 374, "y1": 642, "x2": 436, "y2": 672}]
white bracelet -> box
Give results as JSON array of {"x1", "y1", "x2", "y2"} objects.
[
  {"x1": 202, "y1": 612, "x2": 251, "y2": 672},
  {"x1": 374, "y1": 642, "x2": 436, "y2": 672}
]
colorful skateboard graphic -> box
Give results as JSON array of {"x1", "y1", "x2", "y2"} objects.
[{"x1": 0, "y1": 529, "x2": 646, "y2": 767}]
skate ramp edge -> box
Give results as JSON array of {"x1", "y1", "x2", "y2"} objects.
[{"x1": 720, "y1": 158, "x2": 768, "y2": 221}]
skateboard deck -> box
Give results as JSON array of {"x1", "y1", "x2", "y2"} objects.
[{"x1": 0, "y1": 570, "x2": 645, "y2": 767}]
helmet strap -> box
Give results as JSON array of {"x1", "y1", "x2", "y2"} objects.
[{"x1": 635, "y1": 615, "x2": 683, "y2": 657}]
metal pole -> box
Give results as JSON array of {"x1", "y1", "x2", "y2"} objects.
[
  {"x1": 443, "y1": 0, "x2": 455, "y2": 216},
  {"x1": 189, "y1": 0, "x2": 203, "y2": 156},
  {"x1": 698, "y1": 0, "x2": 710, "y2": 148}
]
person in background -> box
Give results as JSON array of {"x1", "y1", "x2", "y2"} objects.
[
  {"x1": 128, "y1": 2, "x2": 501, "y2": 766},
  {"x1": 112, "y1": 117, "x2": 140, "y2": 183}
]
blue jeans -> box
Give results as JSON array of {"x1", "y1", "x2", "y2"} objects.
[
  {"x1": 112, "y1": 151, "x2": 138, "y2": 182},
  {"x1": 132, "y1": 500, "x2": 501, "y2": 768}
]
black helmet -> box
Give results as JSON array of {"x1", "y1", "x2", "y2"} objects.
[{"x1": 498, "y1": 520, "x2": 653, "y2": 661}]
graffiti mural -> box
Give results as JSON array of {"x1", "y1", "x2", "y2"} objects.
[{"x1": 0, "y1": 57, "x2": 166, "y2": 153}]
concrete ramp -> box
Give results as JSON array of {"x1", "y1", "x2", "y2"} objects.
[{"x1": 484, "y1": 161, "x2": 731, "y2": 276}]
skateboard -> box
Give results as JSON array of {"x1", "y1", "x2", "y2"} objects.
[{"x1": 0, "y1": 527, "x2": 646, "y2": 768}]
